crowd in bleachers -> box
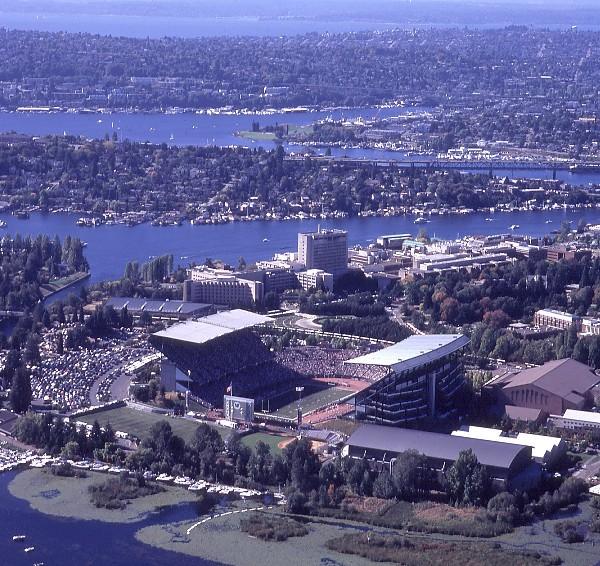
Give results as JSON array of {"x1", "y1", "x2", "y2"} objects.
[
  {"x1": 151, "y1": 329, "x2": 273, "y2": 386},
  {"x1": 189, "y1": 343, "x2": 388, "y2": 408},
  {"x1": 32, "y1": 329, "x2": 154, "y2": 410}
]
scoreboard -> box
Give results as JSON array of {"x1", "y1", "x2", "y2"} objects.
[{"x1": 224, "y1": 395, "x2": 254, "y2": 423}]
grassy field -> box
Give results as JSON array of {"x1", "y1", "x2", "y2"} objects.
[
  {"x1": 236, "y1": 130, "x2": 279, "y2": 141},
  {"x1": 270, "y1": 386, "x2": 351, "y2": 419},
  {"x1": 77, "y1": 406, "x2": 228, "y2": 443},
  {"x1": 241, "y1": 432, "x2": 290, "y2": 455}
]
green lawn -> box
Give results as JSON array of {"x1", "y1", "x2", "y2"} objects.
[
  {"x1": 272, "y1": 387, "x2": 352, "y2": 419},
  {"x1": 241, "y1": 432, "x2": 290, "y2": 455},
  {"x1": 76, "y1": 405, "x2": 228, "y2": 443},
  {"x1": 236, "y1": 130, "x2": 278, "y2": 141}
]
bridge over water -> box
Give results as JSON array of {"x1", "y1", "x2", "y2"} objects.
[{"x1": 285, "y1": 155, "x2": 599, "y2": 173}]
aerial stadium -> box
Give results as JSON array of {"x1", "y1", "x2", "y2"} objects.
[
  {"x1": 149, "y1": 309, "x2": 387, "y2": 421},
  {"x1": 150, "y1": 311, "x2": 469, "y2": 426}
]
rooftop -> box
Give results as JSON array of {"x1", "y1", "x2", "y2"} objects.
[
  {"x1": 345, "y1": 334, "x2": 469, "y2": 373},
  {"x1": 151, "y1": 309, "x2": 271, "y2": 346},
  {"x1": 452, "y1": 426, "x2": 563, "y2": 461},
  {"x1": 347, "y1": 423, "x2": 530, "y2": 470},
  {"x1": 497, "y1": 358, "x2": 600, "y2": 400},
  {"x1": 562, "y1": 409, "x2": 600, "y2": 425},
  {"x1": 106, "y1": 297, "x2": 212, "y2": 315}
]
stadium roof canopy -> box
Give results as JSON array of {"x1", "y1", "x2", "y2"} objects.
[
  {"x1": 152, "y1": 309, "x2": 271, "y2": 346},
  {"x1": 345, "y1": 334, "x2": 470, "y2": 374},
  {"x1": 347, "y1": 423, "x2": 529, "y2": 470}
]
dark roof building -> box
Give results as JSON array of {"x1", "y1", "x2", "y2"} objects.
[
  {"x1": 344, "y1": 423, "x2": 538, "y2": 490},
  {"x1": 105, "y1": 297, "x2": 215, "y2": 321},
  {"x1": 505, "y1": 405, "x2": 545, "y2": 425},
  {"x1": 489, "y1": 358, "x2": 600, "y2": 415},
  {"x1": 0, "y1": 409, "x2": 20, "y2": 436}
]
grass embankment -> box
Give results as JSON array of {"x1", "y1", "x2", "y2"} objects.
[
  {"x1": 325, "y1": 532, "x2": 560, "y2": 566},
  {"x1": 76, "y1": 405, "x2": 229, "y2": 443},
  {"x1": 313, "y1": 497, "x2": 513, "y2": 538},
  {"x1": 9, "y1": 468, "x2": 197, "y2": 523},
  {"x1": 240, "y1": 512, "x2": 308, "y2": 541}
]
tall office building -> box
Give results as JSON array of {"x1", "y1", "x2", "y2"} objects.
[{"x1": 298, "y1": 229, "x2": 348, "y2": 278}]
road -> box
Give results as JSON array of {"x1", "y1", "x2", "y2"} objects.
[
  {"x1": 390, "y1": 307, "x2": 424, "y2": 335},
  {"x1": 574, "y1": 454, "x2": 600, "y2": 481}
]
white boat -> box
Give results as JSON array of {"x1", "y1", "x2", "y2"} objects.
[
  {"x1": 156, "y1": 474, "x2": 174, "y2": 482},
  {"x1": 485, "y1": 218, "x2": 494, "y2": 222},
  {"x1": 262, "y1": 238, "x2": 269, "y2": 242},
  {"x1": 12, "y1": 535, "x2": 26, "y2": 542},
  {"x1": 414, "y1": 217, "x2": 428, "y2": 224},
  {"x1": 509, "y1": 224, "x2": 520, "y2": 230},
  {"x1": 0, "y1": 220, "x2": 7, "y2": 228},
  {"x1": 24, "y1": 546, "x2": 35, "y2": 553},
  {"x1": 545, "y1": 220, "x2": 553, "y2": 223}
]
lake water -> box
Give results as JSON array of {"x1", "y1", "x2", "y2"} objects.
[
  {"x1": 2, "y1": 10, "x2": 600, "y2": 38},
  {"x1": 0, "y1": 470, "x2": 221, "y2": 566},
  {"x1": 2, "y1": 109, "x2": 600, "y2": 186},
  {"x1": 0, "y1": 209, "x2": 597, "y2": 284}
]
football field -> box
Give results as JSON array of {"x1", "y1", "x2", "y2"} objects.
[{"x1": 266, "y1": 386, "x2": 352, "y2": 419}]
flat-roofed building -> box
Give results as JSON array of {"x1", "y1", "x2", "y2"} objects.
[
  {"x1": 344, "y1": 423, "x2": 538, "y2": 490},
  {"x1": 105, "y1": 297, "x2": 215, "y2": 322},
  {"x1": 347, "y1": 334, "x2": 470, "y2": 426},
  {"x1": 452, "y1": 425, "x2": 566, "y2": 467},
  {"x1": 297, "y1": 269, "x2": 333, "y2": 292},
  {"x1": 298, "y1": 229, "x2": 348, "y2": 278},
  {"x1": 183, "y1": 273, "x2": 263, "y2": 308},
  {"x1": 376, "y1": 234, "x2": 412, "y2": 249},
  {"x1": 549, "y1": 408, "x2": 600, "y2": 431},
  {"x1": 533, "y1": 309, "x2": 580, "y2": 331}
]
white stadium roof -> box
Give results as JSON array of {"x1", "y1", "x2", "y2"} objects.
[
  {"x1": 152, "y1": 309, "x2": 271, "y2": 346},
  {"x1": 345, "y1": 334, "x2": 470, "y2": 373}
]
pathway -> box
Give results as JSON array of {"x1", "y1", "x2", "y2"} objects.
[{"x1": 186, "y1": 505, "x2": 274, "y2": 535}]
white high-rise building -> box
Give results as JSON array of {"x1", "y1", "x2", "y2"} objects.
[{"x1": 297, "y1": 228, "x2": 348, "y2": 278}]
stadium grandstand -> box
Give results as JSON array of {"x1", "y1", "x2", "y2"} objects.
[
  {"x1": 347, "y1": 334, "x2": 470, "y2": 427},
  {"x1": 149, "y1": 309, "x2": 386, "y2": 413}
]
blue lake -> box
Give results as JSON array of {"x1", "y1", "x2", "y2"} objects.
[
  {"x1": 2, "y1": 109, "x2": 600, "y2": 185},
  {"x1": 0, "y1": 471, "x2": 221, "y2": 566},
  {"x1": 0, "y1": 209, "x2": 596, "y2": 284}
]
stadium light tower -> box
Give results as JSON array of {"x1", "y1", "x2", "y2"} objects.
[{"x1": 296, "y1": 386, "x2": 304, "y2": 427}]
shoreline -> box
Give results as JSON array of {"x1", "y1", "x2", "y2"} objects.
[{"x1": 8, "y1": 468, "x2": 198, "y2": 524}]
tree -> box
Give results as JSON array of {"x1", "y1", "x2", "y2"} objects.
[
  {"x1": 486, "y1": 492, "x2": 519, "y2": 525},
  {"x1": 373, "y1": 470, "x2": 396, "y2": 499},
  {"x1": 444, "y1": 449, "x2": 489, "y2": 507},
  {"x1": 392, "y1": 449, "x2": 429, "y2": 501},
  {"x1": 10, "y1": 366, "x2": 32, "y2": 413}
]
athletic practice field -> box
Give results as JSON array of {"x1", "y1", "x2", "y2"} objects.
[
  {"x1": 264, "y1": 385, "x2": 352, "y2": 419},
  {"x1": 241, "y1": 432, "x2": 290, "y2": 455},
  {"x1": 76, "y1": 405, "x2": 228, "y2": 443}
]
